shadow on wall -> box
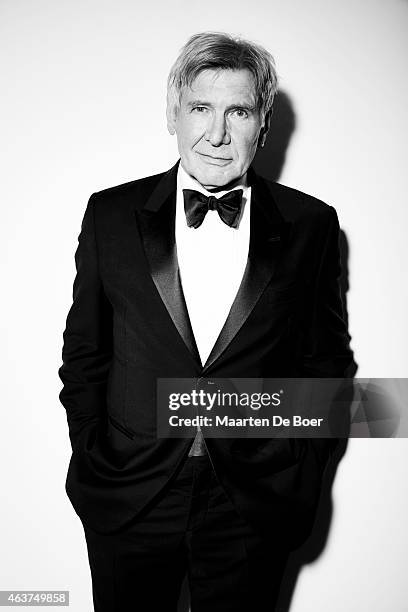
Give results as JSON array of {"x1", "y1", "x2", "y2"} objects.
[
  {"x1": 339, "y1": 230, "x2": 350, "y2": 330},
  {"x1": 254, "y1": 89, "x2": 351, "y2": 331},
  {"x1": 253, "y1": 89, "x2": 296, "y2": 182},
  {"x1": 176, "y1": 89, "x2": 356, "y2": 612}
]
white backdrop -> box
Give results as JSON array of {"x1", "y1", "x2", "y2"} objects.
[{"x1": 1, "y1": 0, "x2": 407, "y2": 610}]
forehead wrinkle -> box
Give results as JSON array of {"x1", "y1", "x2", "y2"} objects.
[
  {"x1": 178, "y1": 69, "x2": 259, "y2": 114},
  {"x1": 191, "y1": 68, "x2": 255, "y2": 92},
  {"x1": 183, "y1": 87, "x2": 257, "y2": 109}
]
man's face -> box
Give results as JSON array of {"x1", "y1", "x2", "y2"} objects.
[{"x1": 168, "y1": 68, "x2": 267, "y2": 190}]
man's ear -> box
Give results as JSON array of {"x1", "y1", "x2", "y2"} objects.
[
  {"x1": 258, "y1": 109, "x2": 272, "y2": 148},
  {"x1": 166, "y1": 91, "x2": 178, "y2": 136}
]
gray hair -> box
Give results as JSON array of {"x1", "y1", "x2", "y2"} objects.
[{"x1": 167, "y1": 31, "x2": 279, "y2": 118}]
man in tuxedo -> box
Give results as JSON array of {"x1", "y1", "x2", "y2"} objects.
[{"x1": 58, "y1": 31, "x2": 356, "y2": 611}]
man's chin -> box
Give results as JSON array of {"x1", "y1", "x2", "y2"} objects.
[{"x1": 191, "y1": 165, "x2": 242, "y2": 191}]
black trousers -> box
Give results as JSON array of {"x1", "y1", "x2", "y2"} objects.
[{"x1": 83, "y1": 453, "x2": 290, "y2": 611}]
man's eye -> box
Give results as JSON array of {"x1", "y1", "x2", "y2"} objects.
[
  {"x1": 232, "y1": 109, "x2": 249, "y2": 119},
  {"x1": 192, "y1": 106, "x2": 208, "y2": 113}
]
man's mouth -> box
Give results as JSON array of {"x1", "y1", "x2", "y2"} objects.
[{"x1": 196, "y1": 152, "x2": 233, "y2": 166}]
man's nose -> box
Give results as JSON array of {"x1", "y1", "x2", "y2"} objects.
[{"x1": 205, "y1": 114, "x2": 231, "y2": 146}]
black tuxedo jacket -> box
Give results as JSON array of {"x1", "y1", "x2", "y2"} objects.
[{"x1": 58, "y1": 160, "x2": 356, "y2": 548}]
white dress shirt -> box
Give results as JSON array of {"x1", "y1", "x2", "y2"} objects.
[
  {"x1": 175, "y1": 163, "x2": 251, "y2": 365},
  {"x1": 175, "y1": 163, "x2": 251, "y2": 455}
]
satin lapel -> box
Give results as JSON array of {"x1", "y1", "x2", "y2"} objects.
[
  {"x1": 201, "y1": 168, "x2": 291, "y2": 373},
  {"x1": 135, "y1": 161, "x2": 203, "y2": 369}
]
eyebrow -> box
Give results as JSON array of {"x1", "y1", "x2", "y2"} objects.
[{"x1": 186, "y1": 100, "x2": 256, "y2": 112}]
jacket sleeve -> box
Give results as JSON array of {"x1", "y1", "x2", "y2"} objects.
[
  {"x1": 303, "y1": 205, "x2": 356, "y2": 378},
  {"x1": 58, "y1": 194, "x2": 113, "y2": 452},
  {"x1": 301, "y1": 205, "x2": 357, "y2": 466}
]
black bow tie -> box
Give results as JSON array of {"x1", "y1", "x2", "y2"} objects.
[{"x1": 183, "y1": 188, "x2": 244, "y2": 229}]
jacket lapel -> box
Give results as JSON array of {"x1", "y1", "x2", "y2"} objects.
[
  {"x1": 201, "y1": 167, "x2": 291, "y2": 372},
  {"x1": 135, "y1": 161, "x2": 291, "y2": 373},
  {"x1": 135, "y1": 161, "x2": 202, "y2": 368}
]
